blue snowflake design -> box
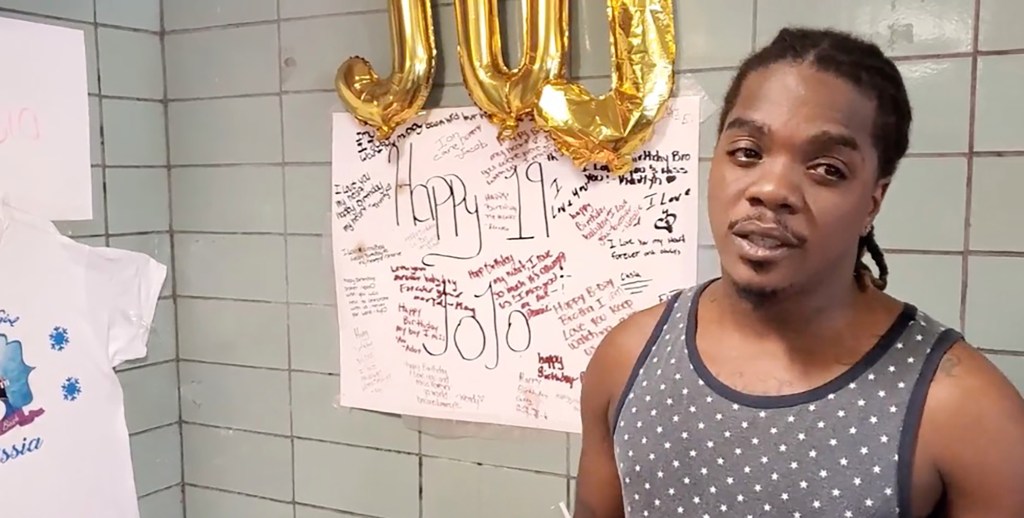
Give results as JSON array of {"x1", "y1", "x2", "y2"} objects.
[
  {"x1": 61, "y1": 377, "x2": 82, "y2": 401},
  {"x1": 49, "y1": 326, "x2": 70, "y2": 352}
]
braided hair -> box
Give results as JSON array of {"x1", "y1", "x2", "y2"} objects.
[{"x1": 717, "y1": 27, "x2": 911, "y2": 291}]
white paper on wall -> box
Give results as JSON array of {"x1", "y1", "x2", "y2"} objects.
[
  {"x1": 0, "y1": 16, "x2": 91, "y2": 221},
  {"x1": 331, "y1": 97, "x2": 700, "y2": 433}
]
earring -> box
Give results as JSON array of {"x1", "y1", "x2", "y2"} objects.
[{"x1": 863, "y1": 224, "x2": 874, "y2": 237}]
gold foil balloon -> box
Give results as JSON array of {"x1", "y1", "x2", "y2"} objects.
[
  {"x1": 533, "y1": 0, "x2": 676, "y2": 174},
  {"x1": 335, "y1": 0, "x2": 436, "y2": 140},
  {"x1": 454, "y1": 0, "x2": 569, "y2": 140}
]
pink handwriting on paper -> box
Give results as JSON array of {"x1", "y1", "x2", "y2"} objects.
[{"x1": 0, "y1": 108, "x2": 42, "y2": 144}]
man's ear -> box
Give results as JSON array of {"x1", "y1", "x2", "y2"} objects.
[{"x1": 868, "y1": 177, "x2": 892, "y2": 221}]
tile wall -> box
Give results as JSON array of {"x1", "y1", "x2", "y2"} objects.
[
  {"x1": 0, "y1": 0, "x2": 182, "y2": 516},
  {"x1": 7, "y1": 0, "x2": 1024, "y2": 517}
]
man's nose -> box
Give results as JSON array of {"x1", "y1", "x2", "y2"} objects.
[{"x1": 744, "y1": 160, "x2": 802, "y2": 214}]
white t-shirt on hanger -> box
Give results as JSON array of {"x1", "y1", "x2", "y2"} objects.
[{"x1": 0, "y1": 202, "x2": 167, "y2": 518}]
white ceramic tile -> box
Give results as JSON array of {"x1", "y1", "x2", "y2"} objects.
[
  {"x1": 165, "y1": 24, "x2": 280, "y2": 98},
  {"x1": 90, "y1": 96, "x2": 102, "y2": 165},
  {"x1": 971, "y1": 157, "x2": 1024, "y2": 252},
  {"x1": 106, "y1": 168, "x2": 171, "y2": 233},
  {"x1": 899, "y1": 58, "x2": 972, "y2": 153},
  {"x1": 282, "y1": 92, "x2": 344, "y2": 162},
  {"x1": 96, "y1": 0, "x2": 161, "y2": 31},
  {"x1": 698, "y1": 161, "x2": 712, "y2": 245},
  {"x1": 697, "y1": 246, "x2": 722, "y2": 284},
  {"x1": 182, "y1": 424, "x2": 293, "y2": 500},
  {"x1": 178, "y1": 298, "x2": 289, "y2": 368},
  {"x1": 884, "y1": 254, "x2": 962, "y2": 328},
  {"x1": 975, "y1": 54, "x2": 1024, "y2": 152},
  {"x1": 163, "y1": 0, "x2": 277, "y2": 30},
  {"x1": 55, "y1": 167, "x2": 105, "y2": 236},
  {"x1": 76, "y1": 236, "x2": 107, "y2": 247},
  {"x1": 979, "y1": 0, "x2": 1024, "y2": 51},
  {"x1": 180, "y1": 362, "x2": 291, "y2": 434},
  {"x1": 421, "y1": 458, "x2": 568, "y2": 518},
  {"x1": 966, "y1": 256, "x2": 1024, "y2": 352},
  {"x1": 98, "y1": 28, "x2": 163, "y2": 98},
  {"x1": 103, "y1": 99, "x2": 168, "y2": 166},
  {"x1": 687, "y1": 69, "x2": 734, "y2": 159},
  {"x1": 294, "y1": 439, "x2": 419, "y2": 517},
  {"x1": 287, "y1": 235, "x2": 334, "y2": 304},
  {"x1": 169, "y1": 97, "x2": 282, "y2": 165},
  {"x1": 138, "y1": 486, "x2": 184, "y2": 518},
  {"x1": 421, "y1": 429, "x2": 568, "y2": 474},
  {"x1": 295, "y1": 506, "x2": 364, "y2": 518},
  {"x1": 755, "y1": 0, "x2": 974, "y2": 56},
  {"x1": 280, "y1": 0, "x2": 384, "y2": 18},
  {"x1": 171, "y1": 166, "x2": 285, "y2": 233},
  {"x1": 988, "y1": 354, "x2": 1024, "y2": 392},
  {"x1": 119, "y1": 362, "x2": 179, "y2": 433},
  {"x1": 568, "y1": 433, "x2": 581, "y2": 476},
  {"x1": 427, "y1": 81, "x2": 473, "y2": 109},
  {"x1": 875, "y1": 157, "x2": 967, "y2": 251},
  {"x1": 285, "y1": 165, "x2": 330, "y2": 234},
  {"x1": 281, "y1": 13, "x2": 390, "y2": 91},
  {"x1": 174, "y1": 233, "x2": 287, "y2": 301},
  {"x1": 565, "y1": 0, "x2": 609, "y2": 78},
  {"x1": 0, "y1": 13, "x2": 98, "y2": 92},
  {"x1": 0, "y1": 0, "x2": 94, "y2": 21},
  {"x1": 291, "y1": 371, "x2": 419, "y2": 452},
  {"x1": 108, "y1": 233, "x2": 174, "y2": 297},
  {"x1": 131, "y1": 425, "x2": 183, "y2": 496},
  {"x1": 289, "y1": 303, "x2": 339, "y2": 374},
  {"x1": 185, "y1": 486, "x2": 293, "y2": 518},
  {"x1": 675, "y1": 0, "x2": 755, "y2": 69}
]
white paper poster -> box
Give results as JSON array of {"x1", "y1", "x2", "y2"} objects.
[
  {"x1": 0, "y1": 16, "x2": 91, "y2": 221},
  {"x1": 331, "y1": 97, "x2": 700, "y2": 433}
]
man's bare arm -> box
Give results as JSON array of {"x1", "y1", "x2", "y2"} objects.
[
  {"x1": 920, "y1": 341, "x2": 1024, "y2": 517},
  {"x1": 574, "y1": 334, "x2": 626, "y2": 518}
]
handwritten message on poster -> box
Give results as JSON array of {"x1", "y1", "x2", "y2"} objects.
[
  {"x1": 0, "y1": 16, "x2": 91, "y2": 220},
  {"x1": 331, "y1": 97, "x2": 700, "y2": 433}
]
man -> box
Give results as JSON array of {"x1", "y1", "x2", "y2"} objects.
[{"x1": 574, "y1": 27, "x2": 1024, "y2": 518}]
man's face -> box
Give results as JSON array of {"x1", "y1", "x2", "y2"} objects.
[{"x1": 708, "y1": 63, "x2": 888, "y2": 298}]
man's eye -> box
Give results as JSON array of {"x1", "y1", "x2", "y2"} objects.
[
  {"x1": 728, "y1": 148, "x2": 762, "y2": 162},
  {"x1": 811, "y1": 163, "x2": 848, "y2": 180}
]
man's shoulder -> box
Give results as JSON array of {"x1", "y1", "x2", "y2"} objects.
[
  {"x1": 583, "y1": 285, "x2": 701, "y2": 421},
  {"x1": 923, "y1": 338, "x2": 1022, "y2": 416}
]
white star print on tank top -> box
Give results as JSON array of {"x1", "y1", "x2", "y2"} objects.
[{"x1": 611, "y1": 280, "x2": 962, "y2": 518}]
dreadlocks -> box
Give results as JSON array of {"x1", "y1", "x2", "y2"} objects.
[{"x1": 717, "y1": 28, "x2": 911, "y2": 291}]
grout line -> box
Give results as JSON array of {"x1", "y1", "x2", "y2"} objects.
[
  {"x1": 273, "y1": 1, "x2": 301, "y2": 514},
  {"x1": 137, "y1": 481, "x2": 185, "y2": 500},
  {"x1": 90, "y1": 0, "x2": 110, "y2": 248},
  {"x1": 750, "y1": 0, "x2": 758, "y2": 52},
  {"x1": 154, "y1": 0, "x2": 189, "y2": 514},
  {"x1": 117, "y1": 357, "x2": 176, "y2": 372},
  {"x1": 181, "y1": 421, "x2": 576, "y2": 477},
  {"x1": 100, "y1": 94, "x2": 165, "y2": 103},
  {"x1": 960, "y1": 0, "x2": 982, "y2": 331},
  {"x1": 149, "y1": 151, "x2": 1024, "y2": 169},
  {"x1": 184, "y1": 484, "x2": 384, "y2": 518},
  {"x1": 0, "y1": 7, "x2": 95, "y2": 26},
  {"x1": 128, "y1": 420, "x2": 180, "y2": 438}
]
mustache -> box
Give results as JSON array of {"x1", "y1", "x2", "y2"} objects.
[{"x1": 727, "y1": 212, "x2": 805, "y2": 243}]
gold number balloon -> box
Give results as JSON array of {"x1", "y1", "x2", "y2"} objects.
[
  {"x1": 533, "y1": 0, "x2": 676, "y2": 174},
  {"x1": 454, "y1": 0, "x2": 569, "y2": 140},
  {"x1": 335, "y1": 0, "x2": 436, "y2": 140}
]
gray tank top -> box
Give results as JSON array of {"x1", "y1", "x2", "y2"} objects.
[{"x1": 612, "y1": 281, "x2": 962, "y2": 518}]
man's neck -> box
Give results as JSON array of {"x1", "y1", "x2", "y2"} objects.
[{"x1": 711, "y1": 274, "x2": 868, "y2": 346}]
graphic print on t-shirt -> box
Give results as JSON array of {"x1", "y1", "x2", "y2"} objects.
[{"x1": 0, "y1": 329, "x2": 46, "y2": 464}]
